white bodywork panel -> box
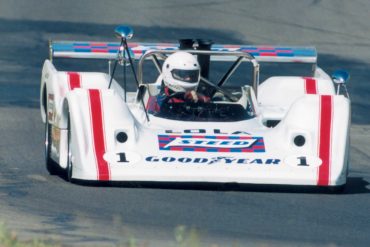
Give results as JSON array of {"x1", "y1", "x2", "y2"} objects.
[{"x1": 258, "y1": 75, "x2": 336, "y2": 123}]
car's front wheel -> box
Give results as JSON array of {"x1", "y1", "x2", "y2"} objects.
[
  {"x1": 65, "y1": 116, "x2": 73, "y2": 182},
  {"x1": 45, "y1": 121, "x2": 59, "y2": 175}
]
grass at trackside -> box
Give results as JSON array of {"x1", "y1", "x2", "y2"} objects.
[
  {"x1": 0, "y1": 223, "x2": 59, "y2": 247},
  {"x1": 0, "y1": 223, "x2": 236, "y2": 247}
]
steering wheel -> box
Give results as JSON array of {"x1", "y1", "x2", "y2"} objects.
[
  {"x1": 161, "y1": 92, "x2": 185, "y2": 104},
  {"x1": 199, "y1": 77, "x2": 239, "y2": 102},
  {"x1": 159, "y1": 92, "x2": 209, "y2": 120}
]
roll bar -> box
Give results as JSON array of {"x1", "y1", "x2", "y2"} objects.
[{"x1": 137, "y1": 49, "x2": 261, "y2": 95}]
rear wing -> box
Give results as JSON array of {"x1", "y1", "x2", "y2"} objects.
[{"x1": 50, "y1": 41, "x2": 317, "y2": 64}]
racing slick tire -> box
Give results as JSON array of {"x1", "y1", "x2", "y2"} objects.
[
  {"x1": 45, "y1": 121, "x2": 59, "y2": 175},
  {"x1": 328, "y1": 184, "x2": 346, "y2": 194},
  {"x1": 65, "y1": 116, "x2": 74, "y2": 182}
]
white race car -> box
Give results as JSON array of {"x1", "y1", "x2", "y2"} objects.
[{"x1": 40, "y1": 26, "x2": 351, "y2": 190}]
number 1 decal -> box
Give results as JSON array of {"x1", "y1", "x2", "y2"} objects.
[
  {"x1": 117, "y1": 152, "x2": 129, "y2": 163},
  {"x1": 297, "y1": 156, "x2": 309, "y2": 166}
]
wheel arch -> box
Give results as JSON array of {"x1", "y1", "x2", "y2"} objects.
[
  {"x1": 60, "y1": 89, "x2": 93, "y2": 176},
  {"x1": 41, "y1": 84, "x2": 47, "y2": 123},
  {"x1": 40, "y1": 59, "x2": 58, "y2": 123}
]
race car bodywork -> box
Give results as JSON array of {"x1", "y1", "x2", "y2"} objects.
[{"x1": 40, "y1": 27, "x2": 350, "y2": 189}]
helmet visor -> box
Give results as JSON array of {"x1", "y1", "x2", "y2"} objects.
[{"x1": 171, "y1": 69, "x2": 200, "y2": 83}]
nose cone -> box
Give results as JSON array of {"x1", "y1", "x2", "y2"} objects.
[{"x1": 115, "y1": 26, "x2": 134, "y2": 40}]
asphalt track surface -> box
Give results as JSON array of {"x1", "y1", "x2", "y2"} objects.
[{"x1": 0, "y1": 0, "x2": 370, "y2": 246}]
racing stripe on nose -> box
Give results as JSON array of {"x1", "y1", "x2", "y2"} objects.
[
  {"x1": 67, "y1": 72, "x2": 81, "y2": 90},
  {"x1": 88, "y1": 89, "x2": 110, "y2": 181},
  {"x1": 317, "y1": 95, "x2": 333, "y2": 186},
  {"x1": 304, "y1": 77, "x2": 317, "y2": 94}
]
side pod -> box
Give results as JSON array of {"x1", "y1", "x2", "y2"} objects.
[
  {"x1": 273, "y1": 94, "x2": 350, "y2": 186},
  {"x1": 64, "y1": 88, "x2": 138, "y2": 181}
]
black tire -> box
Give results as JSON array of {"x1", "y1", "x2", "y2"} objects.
[
  {"x1": 45, "y1": 121, "x2": 59, "y2": 175},
  {"x1": 65, "y1": 116, "x2": 73, "y2": 182},
  {"x1": 327, "y1": 184, "x2": 346, "y2": 194}
]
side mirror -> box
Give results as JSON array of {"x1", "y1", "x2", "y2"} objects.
[
  {"x1": 331, "y1": 70, "x2": 350, "y2": 97},
  {"x1": 114, "y1": 26, "x2": 134, "y2": 40},
  {"x1": 114, "y1": 26, "x2": 134, "y2": 64},
  {"x1": 331, "y1": 70, "x2": 350, "y2": 84}
]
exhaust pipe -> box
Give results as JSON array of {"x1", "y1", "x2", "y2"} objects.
[
  {"x1": 179, "y1": 39, "x2": 195, "y2": 50},
  {"x1": 178, "y1": 38, "x2": 213, "y2": 79}
]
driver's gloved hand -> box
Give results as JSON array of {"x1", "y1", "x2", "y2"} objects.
[
  {"x1": 184, "y1": 91, "x2": 199, "y2": 103},
  {"x1": 185, "y1": 90, "x2": 210, "y2": 103}
]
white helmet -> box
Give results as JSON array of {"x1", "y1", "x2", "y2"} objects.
[{"x1": 162, "y1": 51, "x2": 200, "y2": 92}]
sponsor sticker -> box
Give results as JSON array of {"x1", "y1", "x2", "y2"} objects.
[
  {"x1": 158, "y1": 135, "x2": 265, "y2": 153},
  {"x1": 145, "y1": 156, "x2": 280, "y2": 165}
]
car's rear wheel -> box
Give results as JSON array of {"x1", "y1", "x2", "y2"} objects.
[{"x1": 45, "y1": 121, "x2": 59, "y2": 175}]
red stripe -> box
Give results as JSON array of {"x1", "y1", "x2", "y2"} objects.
[
  {"x1": 259, "y1": 52, "x2": 277, "y2": 56},
  {"x1": 275, "y1": 50, "x2": 293, "y2": 53},
  {"x1": 169, "y1": 147, "x2": 184, "y2": 151},
  {"x1": 192, "y1": 148, "x2": 208, "y2": 152},
  {"x1": 91, "y1": 48, "x2": 109, "y2": 53},
  {"x1": 304, "y1": 77, "x2": 317, "y2": 94},
  {"x1": 67, "y1": 72, "x2": 81, "y2": 90},
  {"x1": 317, "y1": 95, "x2": 333, "y2": 186},
  {"x1": 258, "y1": 46, "x2": 275, "y2": 50},
  {"x1": 88, "y1": 89, "x2": 110, "y2": 181},
  {"x1": 90, "y1": 42, "x2": 108, "y2": 46},
  {"x1": 215, "y1": 148, "x2": 232, "y2": 152}
]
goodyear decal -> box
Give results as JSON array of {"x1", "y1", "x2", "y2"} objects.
[
  {"x1": 158, "y1": 135, "x2": 265, "y2": 153},
  {"x1": 146, "y1": 156, "x2": 280, "y2": 165}
]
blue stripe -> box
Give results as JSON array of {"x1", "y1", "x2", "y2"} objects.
[
  {"x1": 258, "y1": 49, "x2": 277, "y2": 52},
  {"x1": 74, "y1": 48, "x2": 92, "y2": 52},
  {"x1": 53, "y1": 44, "x2": 74, "y2": 51},
  {"x1": 204, "y1": 135, "x2": 217, "y2": 139},
  {"x1": 277, "y1": 53, "x2": 294, "y2": 57},
  {"x1": 293, "y1": 49, "x2": 316, "y2": 56},
  {"x1": 90, "y1": 46, "x2": 108, "y2": 48},
  {"x1": 73, "y1": 42, "x2": 91, "y2": 46},
  {"x1": 107, "y1": 43, "x2": 120, "y2": 47}
]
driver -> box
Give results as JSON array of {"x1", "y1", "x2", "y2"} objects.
[{"x1": 147, "y1": 51, "x2": 210, "y2": 113}]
